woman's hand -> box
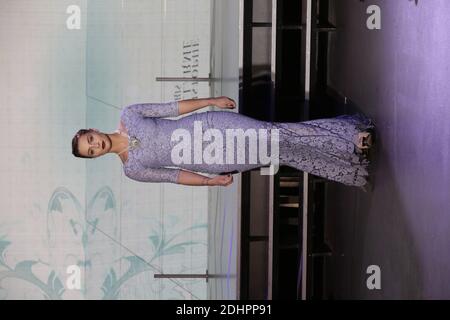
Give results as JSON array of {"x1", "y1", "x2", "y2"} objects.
[
  {"x1": 212, "y1": 96, "x2": 236, "y2": 110},
  {"x1": 207, "y1": 174, "x2": 234, "y2": 187}
]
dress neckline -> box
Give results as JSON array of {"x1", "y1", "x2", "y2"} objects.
[{"x1": 116, "y1": 121, "x2": 131, "y2": 166}]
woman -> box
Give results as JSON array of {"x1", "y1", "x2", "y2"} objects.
[{"x1": 71, "y1": 96, "x2": 375, "y2": 190}]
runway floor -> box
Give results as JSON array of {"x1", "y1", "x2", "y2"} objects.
[{"x1": 324, "y1": 0, "x2": 450, "y2": 299}]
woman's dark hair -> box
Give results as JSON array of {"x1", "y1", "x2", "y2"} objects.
[{"x1": 72, "y1": 129, "x2": 92, "y2": 158}]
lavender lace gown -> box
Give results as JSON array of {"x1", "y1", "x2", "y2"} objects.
[{"x1": 120, "y1": 101, "x2": 375, "y2": 187}]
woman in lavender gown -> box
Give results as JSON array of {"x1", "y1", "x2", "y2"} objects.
[{"x1": 71, "y1": 96, "x2": 375, "y2": 190}]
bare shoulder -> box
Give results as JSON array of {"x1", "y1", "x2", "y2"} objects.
[
  {"x1": 118, "y1": 151, "x2": 128, "y2": 165},
  {"x1": 118, "y1": 120, "x2": 128, "y2": 134}
]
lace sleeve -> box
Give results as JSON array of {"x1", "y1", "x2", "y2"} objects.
[
  {"x1": 123, "y1": 101, "x2": 179, "y2": 118},
  {"x1": 124, "y1": 164, "x2": 180, "y2": 184}
]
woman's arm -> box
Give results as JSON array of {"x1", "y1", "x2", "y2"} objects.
[
  {"x1": 123, "y1": 97, "x2": 236, "y2": 119},
  {"x1": 178, "y1": 96, "x2": 236, "y2": 115},
  {"x1": 124, "y1": 164, "x2": 234, "y2": 186},
  {"x1": 123, "y1": 101, "x2": 180, "y2": 118},
  {"x1": 177, "y1": 170, "x2": 234, "y2": 187},
  {"x1": 178, "y1": 98, "x2": 213, "y2": 115}
]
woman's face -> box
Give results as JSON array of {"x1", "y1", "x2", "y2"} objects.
[{"x1": 78, "y1": 130, "x2": 111, "y2": 158}]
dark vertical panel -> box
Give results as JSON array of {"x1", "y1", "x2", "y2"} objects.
[{"x1": 239, "y1": 0, "x2": 253, "y2": 300}]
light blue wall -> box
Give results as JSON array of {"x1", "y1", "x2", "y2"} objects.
[{"x1": 0, "y1": 0, "x2": 213, "y2": 300}]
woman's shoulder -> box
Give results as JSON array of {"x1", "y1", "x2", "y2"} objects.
[
  {"x1": 118, "y1": 120, "x2": 128, "y2": 134},
  {"x1": 122, "y1": 156, "x2": 147, "y2": 180},
  {"x1": 119, "y1": 150, "x2": 128, "y2": 165}
]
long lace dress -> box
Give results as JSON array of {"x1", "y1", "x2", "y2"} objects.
[{"x1": 119, "y1": 101, "x2": 375, "y2": 187}]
